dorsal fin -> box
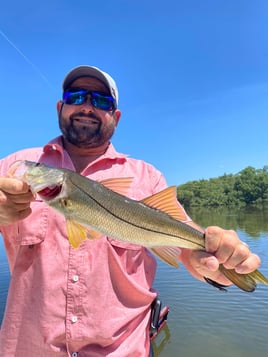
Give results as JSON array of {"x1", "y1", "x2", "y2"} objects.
[
  {"x1": 141, "y1": 186, "x2": 188, "y2": 221},
  {"x1": 100, "y1": 177, "x2": 133, "y2": 196}
]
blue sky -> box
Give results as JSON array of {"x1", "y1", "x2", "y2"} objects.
[{"x1": 1, "y1": 0, "x2": 268, "y2": 185}]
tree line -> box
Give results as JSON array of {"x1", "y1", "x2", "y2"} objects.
[{"x1": 177, "y1": 166, "x2": 268, "y2": 207}]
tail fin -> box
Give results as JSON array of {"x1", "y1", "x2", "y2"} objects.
[{"x1": 219, "y1": 265, "x2": 268, "y2": 292}]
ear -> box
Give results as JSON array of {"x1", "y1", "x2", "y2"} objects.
[
  {"x1": 56, "y1": 101, "x2": 64, "y2": 115},
  {"x1": 114, "y1": 109, "x2": 121, "y2": 126}
]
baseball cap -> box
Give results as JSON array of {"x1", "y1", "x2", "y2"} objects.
[{"x1": 62, "y1": 65, "x2": 119, "y2": 107}]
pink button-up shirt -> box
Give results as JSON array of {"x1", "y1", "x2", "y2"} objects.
[{"x1": 0, "y1": 137, "x2": 189, "y2": 356}]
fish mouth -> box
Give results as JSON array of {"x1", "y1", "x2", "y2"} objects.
[
  {"x1": 37, "y1": 185, "x2": 62, "y2": 199},
  {"x1": 8, "y1": 160, "x2": 64, "y2": 199}
]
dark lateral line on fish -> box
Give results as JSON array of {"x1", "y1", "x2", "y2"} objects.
[{"x1": 73, "y1": 180, "x2": 205, "y2": 249}]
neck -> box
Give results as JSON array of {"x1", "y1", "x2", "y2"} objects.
[{"x1": 63, "y1": 139, "x2": 109, "y2": 172}]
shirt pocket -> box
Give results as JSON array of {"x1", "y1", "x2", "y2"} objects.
[
  {"x1": 16, "y1": 201, "x2": 49, "y2": 245},
  {"x1": 107, "y1": 237, "x2": 155, "y2": 283}
]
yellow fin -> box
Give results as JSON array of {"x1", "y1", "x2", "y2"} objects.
[
  {"x1": 66, "y1": 220, "x2": 103, "y2": 248},
  {"x1": 219, "y1": 265, "x2": 268, "y2": 292},
  {"x1": 66, "y1": 219, "x2": 88, "y2": 248},
  {"x1": 142, "y1": 186, "x2": 188, "y2": 221},
  {"x1": 149, "y1": 246, "x2": 181, "y2": 268},
  {"x1": 100, "y1": 177, "x2": 133, "y2": 196},
  {"x1": 252, "y1": 269, "x2": 268, "y2": 285}
]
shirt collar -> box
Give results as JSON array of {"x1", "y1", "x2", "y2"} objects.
[{"x1": 42, "y1": 136, "x2": 128, "y2": 167}]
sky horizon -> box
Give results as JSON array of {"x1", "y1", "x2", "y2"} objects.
[{"x1": 1, "y1": 0, "x2": 268, "y2": 185}]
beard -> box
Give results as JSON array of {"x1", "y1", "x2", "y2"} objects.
[{"x1": 59, "y1": 110, "x2": 116, "y2": 149}]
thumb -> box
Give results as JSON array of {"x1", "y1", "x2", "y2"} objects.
[{"x1": 190, "y1": 250, "x2": 220, "y2": 275}]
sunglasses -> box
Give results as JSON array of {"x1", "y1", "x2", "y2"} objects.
[{"x1": 62, "y1": 89, "x2": 116, "y2": 111}]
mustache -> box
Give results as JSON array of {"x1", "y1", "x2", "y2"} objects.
[{"x1": 70, "y1": 112, "x2": 101, "y2": 122}]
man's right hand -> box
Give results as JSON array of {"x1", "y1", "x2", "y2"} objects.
[{"x1": 0, "y1": 177, "x2": 34, "y2": 225}]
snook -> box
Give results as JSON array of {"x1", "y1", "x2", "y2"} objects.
[{"x1": 9, "y1": 160, "x2": 268, "y2": 293}]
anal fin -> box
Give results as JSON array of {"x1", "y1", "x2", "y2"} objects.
[{"x1": 149, "y1": 246, "x2": 181, "y2": 268}]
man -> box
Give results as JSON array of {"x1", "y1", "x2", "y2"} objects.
[{"x1": 0, "y1": 65, "x2": 261, "y2": 357}]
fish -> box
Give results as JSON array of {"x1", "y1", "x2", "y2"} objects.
[{"x1": 9, "y1": 160, "x2": 268, "y2": 293}]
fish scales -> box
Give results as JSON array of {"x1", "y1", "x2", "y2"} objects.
[
  {"x1": 9, "y1": 160, "x2": 268, "y2": 292},
  {"x1": 64, "y1": 171, "x2": 205, "y2": 249}
]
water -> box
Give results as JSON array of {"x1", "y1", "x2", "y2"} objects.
[
  {"x1": 0, "y1": 206, "x2": 268, "y2": 356},
  {"x1": 153, "y1": 205, "x2": 268, "y2": 357},
  {"x1": 0, "y1": 238, "x2": 9, "y2": 323}
]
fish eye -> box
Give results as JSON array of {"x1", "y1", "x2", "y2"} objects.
[{"x1": 61, "y1": 198, "x2": 71, "y2": 208}]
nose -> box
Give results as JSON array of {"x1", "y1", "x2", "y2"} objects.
[{"x1": 81, "y1": 95, "x2": 94, "y2": 111}]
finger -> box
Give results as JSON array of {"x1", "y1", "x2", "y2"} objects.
[
  {"x1": 205, "y1": 227, "x2": 239, "y2": 263},
  {"x1": 235, "y1": 253, "x2": 261, "y2": 274},
  {"x1": 9, "y1": 201, "x2": 33, "y2": 212},
  {"x1": 0, "y1": 207, "x2": 32, "y2": 225},
  {"x1": 5, "y1": 191, "x2": 35, "y2": 204},
  {"x1": 0, "y1": 177, "x2": 30, "y2": 194},
  {"x1": 189, "y1": 250, "x2": 219, "y2": 274},
  {"x1": 0, "y1": 190, "x2": 7, "y2": 203},
  {"x1": 204, "y1": 226, "x2": 224, "y2": 253},
  {"x1": 222, "y1": 241, "x2": 251, "y2": 269}
]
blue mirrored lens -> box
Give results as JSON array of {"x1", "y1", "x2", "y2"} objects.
[
  {"x1": 91, "y1": 92, "x2": 114, "y2": 110},
  {"x1": 63, "y1": 90, "x2": 86, "y2": 105},
  {"x1": 63, "y1": 90, "x2": 115, "y2": 111}
]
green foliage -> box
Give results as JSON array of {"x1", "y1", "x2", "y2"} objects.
[{"x1": 177, "y1": 166, "x2": 268, "y2": 207}]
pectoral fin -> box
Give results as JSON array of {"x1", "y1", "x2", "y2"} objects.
[
  {"x1": 66, "y1": 219, "x2": 88, "y2": 248},
  {"x1": 66, "y1": 219, "x2": 102, "y2": 248}
]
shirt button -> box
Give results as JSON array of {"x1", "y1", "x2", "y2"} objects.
[
  {"x1": 72, "y1": 353, "x2": 78, "y2": 357},
  {"x1": 72, "y1": 275, "x2": 79, "y2": 282},
  {"x1": 71, "y1": 316, "x2": 78, "y2": 323}
]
